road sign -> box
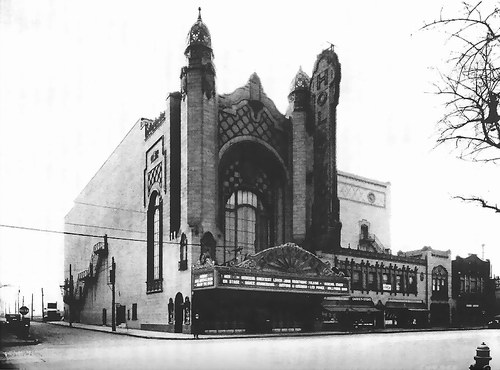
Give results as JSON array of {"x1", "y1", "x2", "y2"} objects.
[{"x1": 19, "y1": 305, "x2": 29, "y2": 316}]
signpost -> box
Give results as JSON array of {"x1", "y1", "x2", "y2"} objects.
[{"x1": 19, "y1": 305, "x2": 29, "y2": 316}]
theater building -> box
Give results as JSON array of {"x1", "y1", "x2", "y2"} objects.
[{"x1": 62, "y1": 10, "x2": 427, "y2": 334}]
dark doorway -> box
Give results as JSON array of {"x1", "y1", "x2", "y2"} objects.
[
  {"x1": 430, "y1": 303, "x2": 450, "y2": 326},
  {"x1": 102, "y1": 308, "x2": 107, "y2": 326},
  {"x1": 175, "y1": 292, "x2": 183, "y2": 333},
  {"x1": 116, "y1": 305, "x2": 126, "y2": 325}
]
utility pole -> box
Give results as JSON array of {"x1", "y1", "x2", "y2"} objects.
[
  {"x1": 41, "y1": 288, "x2": 44, "y2": 321},
  {"x1": 69, "y1": 264, "x2": 73, "y2": 327},
  {"x1": 31, "y1": 293, "x2": 33, "y2": 320},
  {"x1": 17, "y1": 289, "x2": 20, "y2": 313},
  {"x1": 111, "y1": 256, "x2": 116, "y2": 332}
]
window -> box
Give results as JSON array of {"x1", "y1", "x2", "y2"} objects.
[
  {"x1": 225, "y1": 190, "x2": 269, "y2": 261},
  {"x1": 360, "y1": 224, "x2": 369, "y2": 239},
  {"x1": 382, "y1": 273, "x2": 391, "y2": 291},
  {"x1": 132, "y1": 303, "x2": 138, "y2": 321},
  {"x1": 147, "y1": 192, "x2": 163, "y2": 293},
  {"x1": 220, "y1": 150, "x2": 285, "y2": 262},
  {"x1": 470, "y1": 277, "x2": 478, "y2": 293},
  {"x1": 396, "y1": 275, "x2": 402, "y2": 292},
  {"x1": 368, "y1": 272, "x2": 377, "y2": 290},
  {"x1": 179, "y1": 233, "x2": 188, "y2": 271},
  {"x1": 431, "y1": 265, "x2": 448, "y2": 300},
  {"x1": 352, "y1": 270, "x2": 362, "y2": 290},
  {"x1": 460, "y1": 276, "x2": 465, "y2": 293}
]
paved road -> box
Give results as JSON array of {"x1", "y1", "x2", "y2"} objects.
[{"x1": 1, "y1": 322, "x2": 499, "y2": 369}]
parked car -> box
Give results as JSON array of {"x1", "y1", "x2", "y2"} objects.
[{"x1": 487, "y1": 319, "x2": 500, "y2": 329}]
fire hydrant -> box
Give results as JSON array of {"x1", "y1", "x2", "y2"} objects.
[{"x1": 469, "y1": 342, "x2": 492, "y2": 370}]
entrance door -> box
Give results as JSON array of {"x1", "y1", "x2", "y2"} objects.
[
  {"x1": 102, "y1": 308, "x2": 107, "y2": 326},
  {"x1": 174, "y1": 293, "x2": 183, "y2": 333},
  {"x1": 116, "y1": 305, "x2": 126, "y2": 325}
]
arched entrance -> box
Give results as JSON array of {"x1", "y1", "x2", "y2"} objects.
[{"x1": 174, "y1": 292, "x2": 183, "y2": 333}]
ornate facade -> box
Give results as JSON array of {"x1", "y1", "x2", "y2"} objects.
[{"x1": 63, "y1": 10, "x2": 436, "y2": 333}]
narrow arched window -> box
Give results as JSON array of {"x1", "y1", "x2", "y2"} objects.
[
  {"x1": 431, "y1": 265, "x2": 448, "y2": 300},
  {"x1": 225, "y1": 190, "x2": 268, "y2": 261},
  {"x1": 147, "y1": 191, "x2": 163, "y2": 293}
]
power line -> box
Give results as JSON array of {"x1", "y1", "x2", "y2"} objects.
[
  {"x1": 73, "y1": 200, "x2": 145, "y2": 214},
  {"x1": 0, "y1": 223, "x2": 103, "y2": 239},
  {"x1": 0, "y1": 223, "x2": 223, "y2": 248},
  {"x1": 0, "y1": 223, "x2": 259, "y2": 251},
  {"x1": 65, "y1": 222, "x2": 145, "y2": 235}
]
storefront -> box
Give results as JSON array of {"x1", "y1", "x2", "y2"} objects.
[
  {"x1": 322, "y1": 296, "x2": 381, "y2": 330},
  {"x1": 192, "y1": 244, "x2": 350, "y2": 333},
  {"x1": 430, "y1": 303, "x2": 450, "y2": 326},
  {"x1": 384, "y1": 299, "x2": 428, "y2": 328}
]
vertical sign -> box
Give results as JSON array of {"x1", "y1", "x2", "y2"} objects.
[{"x1": 310, "y1": 46, "x2": 342, "y2": 251}]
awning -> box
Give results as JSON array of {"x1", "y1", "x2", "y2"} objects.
[
  {"x1": 385, "y1": 300, "x2": 428, "y2": 312},
  {"x1": 322, "y1": 297, "x2": 379, "y2": 313}
]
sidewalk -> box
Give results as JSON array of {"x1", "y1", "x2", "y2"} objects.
[{"x1": 49, "y1": 321, "x2": 490, "y2": 341}]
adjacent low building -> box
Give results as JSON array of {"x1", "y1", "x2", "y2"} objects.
[
  {"x1": 452, "y1": 254, "x2": 495, "y2": 325},
  {"x1": 403, "y1": 247, "x2": 452, "y2": 326}
]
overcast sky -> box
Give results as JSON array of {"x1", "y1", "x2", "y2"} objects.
[{"x1": 1, "y1": 0, "x2": 500, "y2": 311}]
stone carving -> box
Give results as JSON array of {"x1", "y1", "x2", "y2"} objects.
[
  {"x1": 338, "y1": 182, "x2": 386, "y2": 208},
  {"x1": 218, "y1": 103, "x2": 287, "y2": 162},
  {"x1": 234, "y1": 243, "x2": 344, "y2": 278},
  {"x1": 147, "y1": 162, "x2": 162, "y2": 194}
]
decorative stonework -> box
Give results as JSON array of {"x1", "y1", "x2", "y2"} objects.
[
  {"x1": 186, "y1": 9, "x2": 212, "y2": 50},
  {"x1": 221, "y1": 158, "x2": 271, "y2": 204},
  {"x1": 147, "y1": 162, "x2": 163, "y2": 193},
  {"x1": 144, "y1": 112, "x2": 165, "y2": 140},
  {"x1": 234, "y1": 243, "x2": 344, "y2": 277},
  {"x1": 338, "y1": 182, "x2": 386, "y2": 208},
  {"x1": 218, "y1": 103, "x2": 287, "y2": 161}
]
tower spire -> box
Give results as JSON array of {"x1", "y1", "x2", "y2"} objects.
[{"x1": 198, "y1": 7, "x2": 202, "y2": 21}]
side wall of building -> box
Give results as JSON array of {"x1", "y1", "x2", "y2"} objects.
[{"x1": 338, "y1": 171, "x2": 391, "y2": 252}]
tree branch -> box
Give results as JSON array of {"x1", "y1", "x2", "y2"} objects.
[{"x1": 454, "y1": 196, "x2": 500, "y2": 213}]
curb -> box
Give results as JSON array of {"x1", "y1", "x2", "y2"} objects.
[{"x1": 48, "y1": 322, "x2": 491, "y2": 341}]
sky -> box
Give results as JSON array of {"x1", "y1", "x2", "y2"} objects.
[{"x1": 1, "y1": 0, "x2": 500, "y2": 313}]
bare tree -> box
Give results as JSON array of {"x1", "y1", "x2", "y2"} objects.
[{"x1": 424, "y1": 1, "x2": 500, "y2": 212}]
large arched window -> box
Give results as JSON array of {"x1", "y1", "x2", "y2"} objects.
[
  {"x1": 220, "y1": 142, "x2": 286, "y2": 263},
  {"x1": 147, "y1": 191, "x2": 163, "y2": 293},
  {"x1": 225, "y1": 190, "x2": 269, "y2": 259}
]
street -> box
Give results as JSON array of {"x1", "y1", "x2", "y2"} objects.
[{"x1": 1, "y1": 322, "x2": 499, "y2": 370}]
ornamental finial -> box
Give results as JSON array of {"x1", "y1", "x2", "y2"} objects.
[{"x1": 198, "y1": 7, "x2": 202, "y2": 21}]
